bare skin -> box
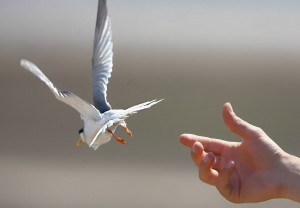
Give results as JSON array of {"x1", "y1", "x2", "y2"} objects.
[{"x1": 180, "y1": 103, "x2": 300, "y2": 203}]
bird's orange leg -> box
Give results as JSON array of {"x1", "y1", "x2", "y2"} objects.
[
  {"x1": 124, "y1": 126, "x2": 133, "y2": 137},
  {"x1": 107, "y1": 129, "x2": 126, "y2": 144}
]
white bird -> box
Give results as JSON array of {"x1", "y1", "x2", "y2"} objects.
[{"x1": 20, "y1": 0, "x2": 162, "y2": 150}]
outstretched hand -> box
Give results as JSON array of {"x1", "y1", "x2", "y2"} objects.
[{"x1": 180, "y1": 103, "x2": 300, "y2": 203}]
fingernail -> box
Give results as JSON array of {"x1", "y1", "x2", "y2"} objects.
[
  {"x1": 227, "y1": 102, "x2": 233, "y2": 112},
  {"x1": 203, "y1": 156, "x2": 209, "y2": 163},
  {"x1": 193, "y1": 142, "x2": 203, "y2": 153},
  {"x1": 204, "y1": 152, "x2": 215, "y2": 163},
  {"x1": 191, "y1": 142, "x2": 198, "y2": 153},
  {"x1": 204, "y1": 153, "x2": 211, "y2": 163}
]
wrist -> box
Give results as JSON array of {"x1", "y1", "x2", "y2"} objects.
[{"x1": 279, "y1": 152, "x2": 300, "y2": 202}]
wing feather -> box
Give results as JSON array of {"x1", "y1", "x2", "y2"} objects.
[
  {"x1": 125, "y1": 99, "x2": 164, "y2": 115},
  {"x1": 20, "y1": 59, "x2": 101, "y2": 121},
  {"x1": 92, "y1": 0, "x2": 113, "y2": 113}
]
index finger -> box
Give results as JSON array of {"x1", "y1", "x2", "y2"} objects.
[{"x1": 180, "y1": 134, "x2": 234, "y2": 156}]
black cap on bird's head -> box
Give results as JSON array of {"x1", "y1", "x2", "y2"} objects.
[
  {"x1": 78, "y1": 128, "x2": 84, "y2": 134},
  {"x1": 76, "y1": 128, "x2": 85, "y2": 147}
]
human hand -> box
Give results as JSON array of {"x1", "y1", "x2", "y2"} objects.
[{"x1": 180, "y1": 103, "x2": 300, "y2": 203}]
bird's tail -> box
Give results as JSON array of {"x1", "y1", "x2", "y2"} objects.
[{"x1": 125, "y1": 99, "x2": 163, "y2": 115}]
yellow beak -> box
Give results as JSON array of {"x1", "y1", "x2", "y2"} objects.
[{"x1": 76, "y1": 138, "x2": 83, "y2": 147}]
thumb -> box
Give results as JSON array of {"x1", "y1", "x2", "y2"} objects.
[{"x1": 223, "y1": 103, "x2": 264, "y2": 140}]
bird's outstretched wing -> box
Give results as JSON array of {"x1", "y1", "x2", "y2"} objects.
[
  {"x1": 20, "y1": 59, "x2": 101, "y2": 121},
  {"x1": 92, "y1": 0, "x2": 113, "y2": 113}
]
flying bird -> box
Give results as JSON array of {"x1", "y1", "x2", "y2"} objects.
[{"x1": 20, "y1": 0, "x2": 162, "y2": 150}]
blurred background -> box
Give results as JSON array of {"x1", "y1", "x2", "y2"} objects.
[{"x1": 1, "y1": 0, "x2": 300, "y2": 207}]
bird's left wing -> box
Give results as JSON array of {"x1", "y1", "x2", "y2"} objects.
[
  {"x1": 20, "y1": 59, "x2": 101, "y2": 121},
  {"x1": 92, "y1": 0, "x2": 113, "y2": 114}
]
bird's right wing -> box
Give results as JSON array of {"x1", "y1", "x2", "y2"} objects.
[
  {"x1": 92, "y1": 0, "x2": 113, "y2": 113},
  {"x1": 20, "y1": 59, "x2": 101, "y2": 121}
]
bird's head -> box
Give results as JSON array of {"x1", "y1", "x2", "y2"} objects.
[
  {"x1": 76, "y1": 128, "x2": 85, "y2": 147},
  {"x1": 78, "y1": 128, "x2": 84, "y2": 140}
]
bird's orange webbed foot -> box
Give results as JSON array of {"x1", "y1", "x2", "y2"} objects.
[
  {"x1": 107, "y1": 129, "x2": 127, "y2": 144},
  {"x1": 124, "y1": 126, "x2": 133, "y2": 137}
]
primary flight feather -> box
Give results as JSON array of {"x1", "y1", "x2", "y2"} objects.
[{"x1": 20, "y1": 0, "x2": 162, "y2": 150}]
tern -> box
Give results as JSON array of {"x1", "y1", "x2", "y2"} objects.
[{"x1": 20, "y1": 0, "x2": 162, "y2": 150}]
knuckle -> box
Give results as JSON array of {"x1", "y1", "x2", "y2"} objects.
[
  {"x1": 231, "y1": 117, "x2": 245, "y2": 132},
  {"x1": 233, "y1": 117, "x2": 243, "y2": 128},
  {"x1": 253, "y1": 126, "x2": 265, "y2": 137}
]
